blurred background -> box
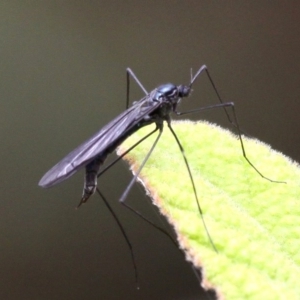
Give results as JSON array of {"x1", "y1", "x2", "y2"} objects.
[{"x1": 1, "y1": 2, "x2": 300, "y2": 299}]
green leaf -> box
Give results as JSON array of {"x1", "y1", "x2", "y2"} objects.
[{"x1": 117, "y1": 120, "x2": 300, "y2": 300}]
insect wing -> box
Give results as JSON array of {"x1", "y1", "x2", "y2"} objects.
[{"x1": 39, "y1": 93, "x2": 159, "y2": 188}]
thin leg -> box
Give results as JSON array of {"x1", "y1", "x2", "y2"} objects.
[
  {"x1": 96, "y1": 188, "x2": 139, "y2": 288},
  {"x1": 126, "y1": 68, "x2": 148, "y2": 109},
  {"x1": 121, "y1": 200, "x2": 177, "y2": 247},
  {"x1": 176, "y1": 101, "x2": 285, "y2": 183},
  {"x1": 189, "y1": 65, "x2": 236, "y2": 129},
  {"x1": 119, "y1": 125, "x2": 163, "y2": 203},
  {"x1": 117, "y1": 124, "x2": 178, "y2": 246},
  {"x1": 181, "y1": 65, "x2": 285, "y2": 183},
  {"x1": 95, "y1": 124, "x2": 178, "y2": 246},
  {"x1": 167, "y1": 121, "x2": 218, "y2": 252},
  {"x1": 97, "y1": 126, "x2": 159, "y2": 179}
]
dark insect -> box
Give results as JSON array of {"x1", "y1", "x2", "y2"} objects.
[
  {"x1": 39, "y1": 65, "x2": 281, "y2": 242},
  {"x1": 39, "y1": 65, "x2": 283, "y2": 291}
]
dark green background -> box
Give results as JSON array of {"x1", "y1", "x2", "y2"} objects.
[{"x1": 1, "y1": 2, "x2": 299, "y2": 299}]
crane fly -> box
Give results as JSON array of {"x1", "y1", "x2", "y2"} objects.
[{"x1": 39, "y1": 65, "x2": 282, "y2": 266}]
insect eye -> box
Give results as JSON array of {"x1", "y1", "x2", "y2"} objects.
[{"x1": 178, "y1": 85, "x2": 190, "y2": 97}]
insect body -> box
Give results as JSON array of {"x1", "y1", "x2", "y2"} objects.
[
  {"x1": 39, "y1": 65, "x2": 279, "y2": 248},
  {"x1": 39, "y1": 79, "x2": 192, "y2": 206},
  {"x1": 39, "y1": 66, "x2": 284, "y2": 289}
]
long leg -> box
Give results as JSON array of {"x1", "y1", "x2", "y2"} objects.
[
  {"x1": 126, "y1": 68, "x2": 148, "y2": 109},
  {"x1": 96, "y1": 188, "x2": 139, "y2": 288},
  {"x1": 93, "y1": 127, "x2": 178, "y2": 286},
  {"x1": 117, "y1": 124, "x2": 178, "y2": 246},
  {"x1": 97, "y1": 126, "x2": 159, "y2": 179},
  {"x1": 119, "y1": 124, "x2": 163, "y2": 203},
  {"x1": 176, "y1": 101, "x2": 285, "y2": 183},
  {"x1": 167, "y1": 120, "x2": 218, "y2": 252},
  {"x1": 189, "y1": 65, "x2": 237, "y2": 129},
  {"x1": 96, "y1": 125, "x2": 178, "y2": 246}
]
